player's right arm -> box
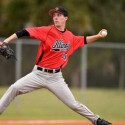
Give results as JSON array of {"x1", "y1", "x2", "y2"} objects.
[{"x1": 86, "y1": 29, "x2": 107, "y2": 44}]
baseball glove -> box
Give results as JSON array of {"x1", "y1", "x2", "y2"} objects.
[{"x1": 0, "y1": 42, "x2": 16, "y2": 60}]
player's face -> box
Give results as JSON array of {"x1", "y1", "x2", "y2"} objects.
[{"x1": 53, "y1": 12, "x2": 68, "y2": 28}]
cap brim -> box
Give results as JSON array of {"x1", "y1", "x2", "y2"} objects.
[{"x1": 48, "y1": 9, "x2": 62, "y2": 17}]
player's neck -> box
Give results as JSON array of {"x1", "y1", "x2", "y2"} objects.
[{"x1": 55, "y1": 25, "x2": 66, "y2": 32}]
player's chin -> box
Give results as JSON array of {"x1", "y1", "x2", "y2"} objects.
[
  {"x1": 54, "y1": 23, "x2": 58, "y2": 27},
  {"x1": 54, "y1": 22, "x2": 60, "y2": 27}
]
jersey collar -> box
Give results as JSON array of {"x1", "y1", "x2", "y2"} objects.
[{"x1": 53, "y1": 25, "x2": 67, "y2": 33}]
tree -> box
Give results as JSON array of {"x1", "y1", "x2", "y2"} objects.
[{"x1": 1, "y1": 0, "x2": 30, "y2": 36}]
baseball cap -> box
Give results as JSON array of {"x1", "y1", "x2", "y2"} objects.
[{"x1": 49, "y1": 6, "x2": 68, "y2": 17}]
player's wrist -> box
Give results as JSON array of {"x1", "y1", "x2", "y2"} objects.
[
  {"x1": 0, "y1": 41, "x2": 6, "y2": 45},
  {"x1": 3, "y1": 40, "x2": 9, "y2": 44},
  {"x1": 2, "y1": 42, "x2": 8, "y2": 47},
  {"x1": 96, "y1": 34, "x2": 102, "y2": 39},
  {"x1": 0, "y1": 42, "x2": 8, "y2": 48}
]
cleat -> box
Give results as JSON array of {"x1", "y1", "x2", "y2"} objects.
[{"x1": 96, "y1": 118, "x2": 112, "y2": 125}]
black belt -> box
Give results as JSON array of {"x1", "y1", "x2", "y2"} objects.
[{"x1": 37, "y1": 67, "x2": 61, "y2": 73}]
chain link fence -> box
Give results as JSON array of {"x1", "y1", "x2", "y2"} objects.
[{"x1": 0, "y1": 39, "x2": 125, "y2": 88}]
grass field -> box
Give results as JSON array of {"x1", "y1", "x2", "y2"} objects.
[{"x1": 0, "y1": 87, "x2": 125, "y2": 121}]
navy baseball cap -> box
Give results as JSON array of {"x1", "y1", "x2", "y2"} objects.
[{"x1": 49, "y1": 6, "x2": 68, "y2": 17}]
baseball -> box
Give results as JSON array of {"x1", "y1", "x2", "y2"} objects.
[{"x1": 101, "y1": 30, "x2": 107, "y2": 37}]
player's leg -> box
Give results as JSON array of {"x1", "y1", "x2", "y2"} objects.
[
  {"x1": 0, "y1": 70, "x2": 45, "y2": 114},
  {"x1": 45, "y1": 72, "x2": 99, "y2": 124}
]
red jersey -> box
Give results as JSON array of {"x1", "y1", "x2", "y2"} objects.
[{"x1": 26, "y1": 25, "x2": 86, "y2": 69}]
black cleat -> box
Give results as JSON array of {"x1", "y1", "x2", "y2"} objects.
[{"x1": 96, "y1": 118, "x2": 112, "y2": 125}]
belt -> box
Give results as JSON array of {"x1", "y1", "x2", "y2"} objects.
[{"x1": 37, "y1": 67, "x2": 61, "y2": 73}]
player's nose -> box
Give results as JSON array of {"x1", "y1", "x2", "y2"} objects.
[{"x1": 53, "y1": 15, "x2": 58, "y2": 19}]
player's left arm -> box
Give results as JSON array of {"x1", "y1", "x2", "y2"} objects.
[
  {"x1": 0, "y1": 29, "x2": 29, "y2": 45},
  {"x1": 86, "y1": 29, "x2": 107, "y2": 44}
]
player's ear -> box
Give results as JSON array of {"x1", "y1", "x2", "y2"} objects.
[{"x1": 65, "y1": 16, "x2": 68, "y2": 21}]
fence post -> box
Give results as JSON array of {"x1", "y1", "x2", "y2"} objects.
[
  {"x1": 15, "y1": 40, "x2": 22, "y2": 81},
  {"x1": 81, "y1": 46, "x2": 87, "y2": 88}
]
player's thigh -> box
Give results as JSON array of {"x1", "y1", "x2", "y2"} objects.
[{"x1": 11, "y1": 72, "x2": 45, "y2": 94}]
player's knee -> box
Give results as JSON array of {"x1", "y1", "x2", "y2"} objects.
[
  {"x1": 9, "y1": 84, "x2": 21, "y2": 95},
  {"x1": 69, "y1": 101, "x2": 82, "y2": 111}
]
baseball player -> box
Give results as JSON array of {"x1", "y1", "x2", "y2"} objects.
[{"x1": 0, "y1": 6, "x2": 112, "y2": 125}]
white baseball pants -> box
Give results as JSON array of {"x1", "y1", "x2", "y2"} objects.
[{"x1": 0, "y1": 65, "x2": 99, "y2": 124}]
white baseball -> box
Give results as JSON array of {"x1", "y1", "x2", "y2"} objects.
[{"x1": 101, "y1": 30, "x2": 107, "y2": 37}]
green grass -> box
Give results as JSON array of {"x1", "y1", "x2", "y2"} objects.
[{"x1": 0, "y1": 87, "x2": 125, "y2": 120}]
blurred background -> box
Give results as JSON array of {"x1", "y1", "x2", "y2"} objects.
[
  {"x1": 0, "y1": 0, "x2": 125, "y2": 88},
  {"x1": 0, "y1": 0, "x2": 125, "y2": 121}
]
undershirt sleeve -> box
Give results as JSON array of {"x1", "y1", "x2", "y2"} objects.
[
  {"x1": 16, "y1": 29, "x2": 30, "y2": 38},
  {"x1": 84, "y1": 36, "x2": 87, "y2": 44}
]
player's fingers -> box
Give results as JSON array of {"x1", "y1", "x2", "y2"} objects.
[
  {"x1": 99, "y1": 29, "x2": 107, "y2": 38},
  {"x1": 0, "y1": 41, "x2": 3, "y2": 45}
]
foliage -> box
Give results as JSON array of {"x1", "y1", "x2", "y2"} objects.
[
  {"x1": 0, "y1": 0, "x2": 30, "y2": 36},
  {"x1": 88, "y1": 0, "x2": 125, "y2": 42},
  {"x1": 0, "y1": 0, "x2": 124, "y2": 42},
  {"x1": 0, "y1": 0, "x2": 125, "y2": 88}
]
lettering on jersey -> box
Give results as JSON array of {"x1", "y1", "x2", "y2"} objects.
[{"x1": 52, "y1": 40, "x2": 70, "y2": 51}]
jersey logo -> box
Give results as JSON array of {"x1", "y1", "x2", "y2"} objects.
[{"x1": 52, "y1": 40, "x2": 70, "y2": 51}]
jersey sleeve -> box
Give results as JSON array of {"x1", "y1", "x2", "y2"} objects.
[
  {"x1": 73, "y1": 35, "x2": 86, "y2": 51},
  {"x1": 25, "y1": 26, "x2": 51, "y2": 41}
]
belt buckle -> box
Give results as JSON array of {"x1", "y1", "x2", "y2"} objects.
[
  {"x1": 44, "y1": 69, "x2": 48, "y2": 73},
  {"x1": 48, "y1": 69, "x2": 53, "y2": 73},
  {"x1": 44, "y1": 69, "x2": 53, "y2": 73}
]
